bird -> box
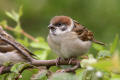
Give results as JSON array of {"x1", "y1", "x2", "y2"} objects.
[
  {"x1": 0, "y1": 26, "x2": 34, "y2": 73},
  {"x1": 47, "y1": 16, "x2": 104, "y2": 64}
]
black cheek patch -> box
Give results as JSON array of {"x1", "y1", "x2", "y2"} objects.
[{"x1": 61, "y1": 27, "x2": 67, "y2": 31}]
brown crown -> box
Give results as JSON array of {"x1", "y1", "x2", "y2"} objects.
[{"x1": 50, "y1": 16, "x2": 72, "y2": 26}]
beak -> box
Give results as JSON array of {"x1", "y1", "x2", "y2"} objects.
[{"x1": 48, "y1": 24, "x2": 56, "y2": 30}]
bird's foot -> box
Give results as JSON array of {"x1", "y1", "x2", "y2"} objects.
[
  {"x1": 67, "y1": 58, "x2": 76, "y2": 64},
  {"x1": 56, "y1": 57, "x2": 61, "y2": 66}
]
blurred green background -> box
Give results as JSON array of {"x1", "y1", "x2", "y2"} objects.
[{"x1": 0, "y1": 0, "x2": 120, "y2": 43}]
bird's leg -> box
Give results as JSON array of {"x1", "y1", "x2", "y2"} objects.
[
  {"x1": 66, "y1": 57, "x2": 77, "y2": 64},
  {"x1": 0, "y1": 66, "x2": 5, "y2": 74},
  {"x1": 56, "y1": 57, "x2": 61, "y2": 66}
]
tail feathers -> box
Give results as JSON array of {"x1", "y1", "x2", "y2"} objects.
[{"x1": 92, "y1": 39, "x2": 105, "y2": 45}]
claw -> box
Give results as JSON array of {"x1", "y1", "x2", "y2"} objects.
[
  {"x1": 56, "y1": 57, "x2": 61, "y2": 66},
  {"x1": 68, "y1": 58, "x2": 76, "y2": 64}
]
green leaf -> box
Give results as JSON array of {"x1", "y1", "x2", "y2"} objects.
[
  {"x1": 81, "y1": 55, "x2": 97, "y2": 67},
  {"x1": 33, "y1": 50, "x2": 48, "y2": 60},
  {"x1": 19, "y1": 6, "x2": 23, "y2": 17},
  {"x1": 7, "y1": 73, "x2": 16, "y2": 80},
  {"x1": 5, "y1": 10, "x2": 19, "y2": 22},
  {"x1": 49, "y1": 66, "x2": 61, "y2": 72},
  {"x1": 30, "y1": 37, "x2": 50, "y2": 50},
  {"x1": 76, "y1": 69, "x2": 84, "y2": 80},
  {"x1": 0, "y1": 20, "x2": 8, "y2": 28},
  {"x1": 5, "y1": 6, "x2": 23, "y2": 23},
  {"x1": 110, "y1": 34, "x2": 119, "y2": 54},
  {"x1": 111, "y1": 53, "x2": 120, "y2": 73},
  {"x1": 110, "y1": 73, "x2": 120, "y2": 80},
  {"x1": 16, "y1": 37, "x2": 29, "y2": 47},
  {"x1": 3, "y1": 62, "x2": 12, "y2": 66},
  {"x1": 11, "y1": 63, "x2": 30, "y2": 74},
  {"x1": 31, "y1": 70, "x2": 47, "y2": 80},
  {"x1": 82, "y1": 67, "x2": 96, "y2": 80},
  {"x1": 50, "y1": 73, "x2": 76, "y2": 80},
  {"x1": 20, "y1": 69, "x2": 38, "y2": 80},
  {"x1": 97, "y1": 50, "x2": 111, "y2": 59},
  {"x1": 5, "y1": 11, "x2": 17, "y2": 22},
  {"x1": 92, "y1": 43, "x2": 104, "y2": 51},
  {"x1": 92, "y1": 59, "x2": 112, "y2": 72},
  {"x1": 11, "y1": 10, "x2": 19, "y2": 22},
  {"x1": 14, "y1": 25, "x2": 22, "y2": 33}
]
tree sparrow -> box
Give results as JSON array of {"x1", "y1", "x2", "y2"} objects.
[
  {"x1": 47, "y1": 16, "x2": 104, "y2": 63},
  {"x1": 0, "y1": 27, "x2": 34, "y2": 66}
]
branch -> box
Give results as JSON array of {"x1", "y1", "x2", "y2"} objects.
[
  {"x1": 31, "y1": 59, "x2": 80, "y2": 67},
  {"x1": 3, "y1": 26, "x2": 38, "y2": 42},
  {"x1": 0, "y1": 59, "x2": 81, "y2": 75}
]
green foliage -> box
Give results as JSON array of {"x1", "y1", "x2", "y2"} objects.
[
  {"x1": 110, "y1": 34, "x2": 119, "y2": 54},
  {"x1": 30, "y1": 37, "x2": 50, "y2": 50},
  {"x1": 11, "y1": 62, "x2": 30, "y2": 74},
  {"x1": 31, "y1": 70, "x2": 48, "y2": 80},
  {"x1": 49, "y1": 73, "x2": 76, "y2": 80},
  {"x1": 0, "y1": 7, "x2": 120, "y2": 80}
]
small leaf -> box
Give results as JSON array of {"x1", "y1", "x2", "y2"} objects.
[
  {"x1": 21, "y1": 69, "x2": 38, "y2": 80},
  {"x1": 81, "y1": 55, "x2": 97, "y2": 67},
  {"x1": 92, "y1": 59, "x2": 112, "y2": 72},
  {"x1": 5, "y1": 11, "x2": 16, "y2": 22},
  {"x1": 31, "y1": 70, "x2": 47, "y2": 80},
  {"x1": 76, "y1": 69, "x2": 84, "y2": 80},
  {"x1": 14, "y1": 25, "x2": 22, "y2": 33},
  {"x1": 5, "y1": 6, "x2": 23, "y2": 23},
  {"x1": 49, "y1": 66, "x2": 61, "y2": 72},
  {"x1": 11, "y1": 63, "x2": 30, "y2": 74},
  {"x1": 97, "y1": 50, "x2": 111, "y2": 59},
  {"x1": 50, "y1": 73, "x2": 76, "y2": 80},
  {"x1": 11, "y1": 10, "x2": 19, "y2": 22},
  {"x1": 110, "y1": 34, "x2": 119, "y2": 54},
  {"x1": 0, "y1": 20, "x2": 8, "y2": 28},
  {"x1": 3, "y1": 62, "x2": 12, "y2": 67},
  {"x1": 30, "y1": 37, "x2": 50, "y2": 50},
  {"x1": 33, "y1": 50, "x2": 48, "y2": 60},
  {"x1": 111, "y1": 73, "x2": 120, "y2": 80},
  {"x1": 16, "y1": 37, "x2": 29, "y2": 47},
  {"x1": 92, "y1": 71, "x2": 104, "y2": 80},
  {"x1": 111, "y1": 52, "x2": 120, "y2": 73},
  {"x1": 82, "y1": 67, "x2": 96, "y2": 80},
  {"x1": 92, "y1": 43, "x2": 104, "y2": 51},
  {"x1": 19, "y1": 6, "x2": 23, "y2": 17},
  {"x1": 7, "y1": 73, "x2": 16, "y2": 80}
]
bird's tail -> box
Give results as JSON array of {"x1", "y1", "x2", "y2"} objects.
[{"x1": 92, "y1": 39, "x2": 105, "y2": 45}]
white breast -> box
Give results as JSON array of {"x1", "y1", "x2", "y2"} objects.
[{"x1": 47, "y1": 32, "x2": 92, "y2": 58}]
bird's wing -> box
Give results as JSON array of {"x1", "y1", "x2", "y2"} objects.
[
  {"x1": 0, "y1": 40, "x2": 14, "y2": 52},
  {"x1": 0, "y1": 27, "x2": 35, "y2": 56},
  {"x1": 72, "y1": 20, "x2": 105, "y2": 45}
]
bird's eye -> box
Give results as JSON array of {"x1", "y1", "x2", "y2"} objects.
[
  {"x1": 55, "y1": 23, "x2": 62, "y2": 27},
  {"x1": 58, "y1": 23, "x2": 62, "y2": 26}
]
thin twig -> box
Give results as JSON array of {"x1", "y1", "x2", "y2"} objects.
[{"x1": 4, "y1": 26, "x2": 38, "y2": 42}]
